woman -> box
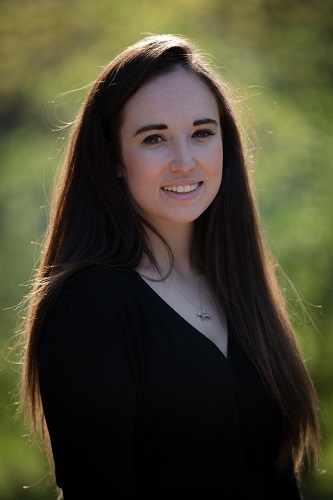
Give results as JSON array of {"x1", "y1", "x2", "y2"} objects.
[{"x1": 21, "y1": 34, "x2": 320, "y2": 498}]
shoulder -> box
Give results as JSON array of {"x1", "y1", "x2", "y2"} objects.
[
  {"x1": 60, "y1": 265, "x2": 137, "y2": 306},
  {"x1": 41, "y1": 265, "x2": 141, "y2": 339},
  {"x1": 39, "y1": 266, "x2": 142, "y2": 355}
]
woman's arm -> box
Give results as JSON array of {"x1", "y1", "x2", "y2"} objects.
[{"x1": 38, "y1": 285, "x2": 138, "y2": 499}]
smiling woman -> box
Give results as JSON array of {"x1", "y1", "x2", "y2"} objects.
[
  {"x1": 20, "y1": 34, "x2": 320, "y2": 499},
  {"x1": 119, "y1": 68, "x2": 223, "y2": 231}
]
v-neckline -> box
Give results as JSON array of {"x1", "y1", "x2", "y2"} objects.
[{"x1": 134, "y1": 272, "x2": 230, "y2": 362}]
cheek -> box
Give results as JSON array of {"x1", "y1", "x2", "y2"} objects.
[
  {"x1": 123, "y1": 172, "x2": 142, "y2": 204},
  {"x1": 122, "y1": 148, "x2": 160, "y2": 191},
  {"x1": 211, "y1": 146, "x2": 223, "y2": 180},
  {"x1": 121, "y1": 158, "x2": 157, "y2": 212},
  {"x1": 210, "y1": 150, "x2": 223, "y2": 197},
  {"x1": 121, "y1": 149, "x2": 139, "y2": 186}
]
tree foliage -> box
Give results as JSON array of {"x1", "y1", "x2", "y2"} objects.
[{"x1": 1, "y1": 0, "x2": 332, "y2": 498}]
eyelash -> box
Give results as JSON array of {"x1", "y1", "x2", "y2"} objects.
[
  {"x1": 193, "y1": 129, "x2": 214, "y2": 138},
  {"x1": 142, "y1": 134, "x2": 163, "y2": 145},
  {"x1": 142, "y1": 129, "x2": 215, "y2": 145}
]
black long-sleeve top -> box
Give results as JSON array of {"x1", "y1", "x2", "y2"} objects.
[{"x1": 38, "y1": 266, "x2": 302, "y2": 499}]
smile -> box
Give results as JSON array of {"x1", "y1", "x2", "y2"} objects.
[{"x1": 161, "y1": 182, "x2": 202, "y2": 193}]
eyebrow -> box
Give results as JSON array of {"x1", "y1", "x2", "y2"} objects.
[
  {"x1": 134, "y1": 124, "x2": 167, "y2": 136},
  {"x1": 193, "y1": 118, "x2": 218, "y2": 127},
  {"x1": 134, "y1": 118, "x2": 218, "y2": 136}
]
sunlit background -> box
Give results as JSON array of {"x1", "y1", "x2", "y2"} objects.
[{"x1": 1, "y1": 0, "x2": 332, "y2": 498}]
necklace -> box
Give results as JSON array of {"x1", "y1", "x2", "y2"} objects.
[{"x1": 172, "y1": 274, "x2": 212, "y2": 320}]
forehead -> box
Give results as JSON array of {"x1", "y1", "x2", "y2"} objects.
[{"x1": 122, "y1": 69, "x2": 219, "y2": 125}]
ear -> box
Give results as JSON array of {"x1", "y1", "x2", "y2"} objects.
[{"x1": 117, "y1": 164, "x2": 124, "y2": 178}]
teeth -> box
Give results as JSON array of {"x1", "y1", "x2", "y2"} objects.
[{"x1": 163, "y1": 183, "x2": 199, "y2": 193}]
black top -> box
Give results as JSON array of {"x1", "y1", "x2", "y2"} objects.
[{"x1": 38, "y1": 266, "x2": 302, "y2": 499}]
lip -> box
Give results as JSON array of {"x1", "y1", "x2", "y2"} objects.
[
  {"x1": 161, "y1": 181, "x2": 203, "y2": 199},
  {"x1": 161, "y1": 181, "x2": 203, "y2": 192}
]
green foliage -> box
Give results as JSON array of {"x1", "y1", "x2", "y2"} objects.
[{"x1": 1, "y1": 0, "x2": 332, "y2": 498}]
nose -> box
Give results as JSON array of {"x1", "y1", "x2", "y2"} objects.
[{"x1": 169, "y1": 138, "x2": 196, "y2": 173}]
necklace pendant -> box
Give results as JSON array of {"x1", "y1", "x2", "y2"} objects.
[{"x1": 197, "y1": 310, "x2": 212, "y2": 320}]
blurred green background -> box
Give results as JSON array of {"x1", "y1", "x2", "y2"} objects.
[{"x1": 1, "y1": 0, "x2": 332, "y2": 498}]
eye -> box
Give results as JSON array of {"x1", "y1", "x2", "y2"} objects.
[
  {"x1": 192, "y1": 129, "x2": 215, "y2": 138},
  {"x1": 142, "y1": 134, "x2": 164, "y2": 145}
]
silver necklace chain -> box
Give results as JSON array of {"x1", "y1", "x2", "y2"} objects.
[{"x1": 172, "y1": 274, "x2": 212, "y2": 320}]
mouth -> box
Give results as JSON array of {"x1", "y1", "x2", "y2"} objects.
[{"x1": 161, "y1": 181, "x2": 203, "y2": 193}]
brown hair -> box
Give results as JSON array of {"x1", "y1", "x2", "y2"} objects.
[{"x1": 21, "y1": 34, "x2": 319, "y2": 474}]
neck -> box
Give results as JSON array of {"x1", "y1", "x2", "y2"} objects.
[{"x1": 138, "y1": 221, "x2": 196, "y2": 279}]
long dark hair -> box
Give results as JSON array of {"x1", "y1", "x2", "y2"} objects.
[{"x1": 21, "y1": 34, "x2": 319, "y2": 473}]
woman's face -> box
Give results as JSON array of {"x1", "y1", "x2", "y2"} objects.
[{"x1": 119, "y1": 68, "x2": 223, "y2": 233}]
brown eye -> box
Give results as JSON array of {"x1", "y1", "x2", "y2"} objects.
[
  {"x1": 193, "y1": 129, "x2": 214, "y2": 138},
  {"x1": 142, "y1": 134, "x2": 164, "y2": 145}
]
